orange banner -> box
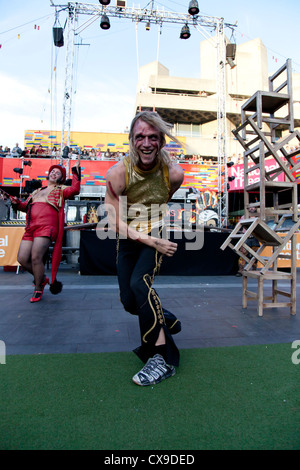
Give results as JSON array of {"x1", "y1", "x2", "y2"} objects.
[
  {"x1": 258, "y1": 233, "x2": 300, "y2": 268},
  {"x1": 0, "y1": 227, "x2": 24, "y2": 266}
]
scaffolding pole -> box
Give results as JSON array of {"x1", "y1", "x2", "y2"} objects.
[
  {"x1": 216, "y1": 19, "x2": 228, "y2": 227},
  {"x1": 60, "y1": 3, "x2": 76, "y2": 164}
]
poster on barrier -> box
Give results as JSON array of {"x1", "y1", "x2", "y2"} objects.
[
  {"x1": 257, "y1": 233, "x2": 300, "y2": 268},
  {"x1": 0, "y1": 227, "x2": 24, "y2": 266}
]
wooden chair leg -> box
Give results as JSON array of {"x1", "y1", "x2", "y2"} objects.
[
  {"x1": 272, "y1": 280, "x2": 278, "y2": 303},
  {"x1": 258, "y1": 276, "x2": 263, "y2": 317},
  {"x1": 242, "y1": 275, "x2": 247, "y2": 308}
]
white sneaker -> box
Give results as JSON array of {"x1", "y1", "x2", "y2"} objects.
[{"x1": 132, "y1": 354, "x2": 176, "y2": 386}]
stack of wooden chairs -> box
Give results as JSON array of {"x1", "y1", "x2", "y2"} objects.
[{"x1": 221, "y1": 59, "x2": 299, "y2": 316}]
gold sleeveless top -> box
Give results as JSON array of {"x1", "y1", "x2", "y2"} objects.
[{"x1": 122, "y1": 156, "x2": 170, "y2": 234}]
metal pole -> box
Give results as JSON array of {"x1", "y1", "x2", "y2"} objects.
[
  {"x1": 216, "y1": 19, "x2": 228, "y2": 227},
  {"x1": 60, "y1": 3, "x2": 76, "y2": 164}
]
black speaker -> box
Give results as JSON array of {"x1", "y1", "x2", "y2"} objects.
[
  {"x1": 53, "y1": 27, "x2": 64, "y2": 47},
  {"x1": 226, "y1": 43, "x2": 236, "y2": 60}
]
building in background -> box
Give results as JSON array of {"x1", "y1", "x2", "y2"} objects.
[{"x1": 134, "y1": 37, "x2": 300, "y2": 164}]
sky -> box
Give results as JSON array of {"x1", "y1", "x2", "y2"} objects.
[{"x1": 0, "y1": 0, "x2": 300, "y2": 149}]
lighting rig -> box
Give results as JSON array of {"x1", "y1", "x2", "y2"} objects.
[{"x1": 51, "y1": 0, "x2": 237, "y2": 226}]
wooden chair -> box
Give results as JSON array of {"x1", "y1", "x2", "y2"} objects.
[
  {"x1": 232, "y1": 118, "x2": 300, "y2": 186},
  {"x1": 240, "y1": 59, "x2": 294, "y2": 143},
  {"x1": 242, "y1": 234, "x2": 297, "y2": 316},
  {"x1": 221, "y1": 216, "x2": 300, "y2": 274}
]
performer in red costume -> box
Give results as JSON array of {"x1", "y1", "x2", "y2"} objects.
[{"x1": 10, "y1": 157, "x2": 81, "y2": 302}]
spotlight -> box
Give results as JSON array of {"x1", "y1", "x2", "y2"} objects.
[
  {"x1": 23, "y1": 160, "x2": 32, "y2": 167},
  {"x1": 145, "y1": 21, "x2": 150, "y2": 31},
  {"x1": 228, "y1": 176, "x2": 235, "y2": 181},
  {"x1": 13, "y1": 168, "x2": 23, "y2": 175},
  {"x1": 226, "y1": 43, "x2": 236, "y2": 69},
  {"x1": 116, "y1": 0, "x2": 126, "y2": 8},
  {"x1": 227, "y1": 161, "x2": 234, "y2": 167},
  {"x1": 180, "y1": 24, "x2": 191, "y2": 39},
  {"x1": 99, "y1": 0, "x2": 110, "y2": 5},
  {"x1": 188, "y1": 0, "x2": 199, "y2": 16},
  {"x1": 53, "y1": 27, "x2": 64, "y2": 47},
  {"x1": 100, "y1": 14, "x2": 110, "y2": 30}
]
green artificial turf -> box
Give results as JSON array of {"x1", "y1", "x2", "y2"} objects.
[{"x1": 0, "y1": 343, "x2": 299, "y2": 450}]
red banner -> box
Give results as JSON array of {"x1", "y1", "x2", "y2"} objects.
[
  {"x1": 1, "y1": 157, "x2": 296, "y2": 191},
  {"x1": 0, "y1": 158, "x2": 117, "y2": 188},
  {"x1": 227, "y1": 159, "x2": 285, "y2": 191}
]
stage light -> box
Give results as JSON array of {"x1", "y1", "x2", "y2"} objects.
[
  {"x1": 228, "y1": 176, "x2": 235, "y2": 181},
  {"x1": 53, "y1": 27, "x2": 64, "y2": 47},
  {"x1": 13, "y1": 168, "x2": 23, "y2": 175},
  {"x1": 116, "y1": 0, "x2": 126, "y2": 8},
  {"x1": 145, "y1": 21, "x2": 150, "y2": 31},
  {"x1": 23, "y1": 160, "x2": 32, "y2": 167},
  {"x1": 227, "y1": 161, "x2": 234, "y2": 167},
  {"x1": 226, "y1": 43, "x2": 236, "y2": 69},
  {"x1": 99, "y1": 0, "x2": 110, "y2": 5},
  {"x1": 180, "y1": 24, "x2": 191, "y2": 39},
  {"x1": 188, "y1": 0, "x2": 199, "y2": 16},
  {"x1": 100, "y1": 14, "x2": 110, "y2": 30}
]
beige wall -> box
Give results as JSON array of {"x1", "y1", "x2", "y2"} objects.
[{"x1": 136, "y1": 37, "x2": 300, "y2": 160}]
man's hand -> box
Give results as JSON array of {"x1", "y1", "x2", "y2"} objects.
[
  {"x1": 152, "y1": 237, "x2": 178, "y2": 257},
  {"x1": 9, "y1": 195, "x2": 19, "y2": 205}
]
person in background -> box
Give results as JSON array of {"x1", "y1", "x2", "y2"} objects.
[
  {"x1": 36, "y1": 145, "x2": 45, "y2": 157},
  {"x1": 30, "y1": 146, "x2": 37, "y2": 156},
  {"x1": 11, "y1": 143, "x2": 22, "y2": 157},
  {"x1": 9, "y1": 156, "x2": 81, "y2": 302}
]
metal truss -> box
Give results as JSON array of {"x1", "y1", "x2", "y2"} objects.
[{"x1": 60, "y1": 3, "x2": 76, "y2": 158}]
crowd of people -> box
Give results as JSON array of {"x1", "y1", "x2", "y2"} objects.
[
  {"x1": 0, "y1": 143, "x2": 222, "y2": 164},
  {"x1": 0, "y1": 143, "x2": 137, "y2": 161},
  {"x1": 2, "y1": 141, "x2": 299, "y2": 166}
]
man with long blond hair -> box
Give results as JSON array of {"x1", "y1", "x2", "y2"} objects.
[{"x1": 105, "y1": 111, "x2": 184, "y2": 386}]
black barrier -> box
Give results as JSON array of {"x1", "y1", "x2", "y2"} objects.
[{"x1": 79, "y1": 229, "x2": 238, "y2": 276}]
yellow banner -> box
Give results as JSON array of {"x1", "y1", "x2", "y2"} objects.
[{"x1": 0, "y1": 227, "x2": 24, "y2": 266}]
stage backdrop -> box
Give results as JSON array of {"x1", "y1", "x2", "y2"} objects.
[
  {"x1": 79, "y1": 230, "x2": 239, "y2": 276},
  {"x1": 0, "y1": 158, "x2": 220, "y2": 190},
  {"x1": 1, "y1": 156, "x2": 292, "y2": 190}
]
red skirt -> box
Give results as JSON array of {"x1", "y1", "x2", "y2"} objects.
[{"x1": 22, "y1": 202, "x2": 59, "y2": 242}]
